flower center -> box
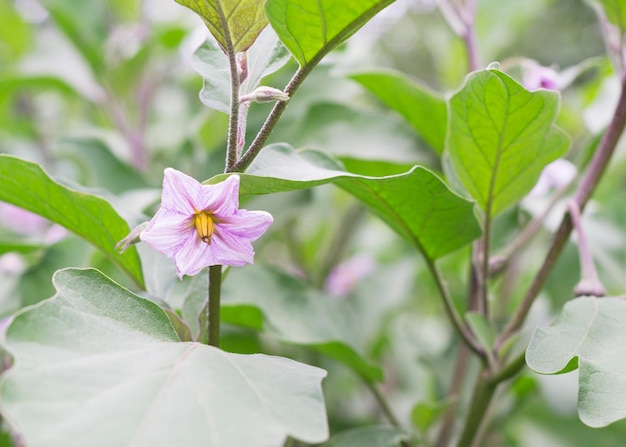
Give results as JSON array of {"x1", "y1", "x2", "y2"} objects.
[{"x1": 194, "y1": 211, "x2": 215, "y2": 244}]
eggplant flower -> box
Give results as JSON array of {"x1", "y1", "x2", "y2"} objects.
[{"x1": 140, "y1": 168, "x2": 273, "y2": 279}]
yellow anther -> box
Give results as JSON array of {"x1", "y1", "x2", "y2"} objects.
[{"x1": 194, "y1": 211, "x2": 215, "y2": 244}]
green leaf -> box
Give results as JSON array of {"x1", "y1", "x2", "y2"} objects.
[
  {"x1": 0, "y1": 155, "x2": 144, "y2": 287},
  {"x1": 214, "y1": 144, "x2": 481, "y2": 260},
  {"x1": 446, "y1": 68, "x2": 570, "y2": 217},
  {"x1": 349, "y1": 69, "x2": 448, "y2": 154},
  {"x1": 588, "y1": 0, "x2": 626, "y2": 31},
  {"x1": 411, "y1": 399, "x2": 454, "y2": 433},
  {"x1": 1, "y1": 268, "x2": 329, "y2": 447},
  {"x1": 266, "y1": 0, "x2": 395, "y2": 67},
  {"x1": 175, "y1": 0, "x2": 267, "y2": 53},
  {"x1": 0, "y1": 238, "x2": 44, "y2": 256},
  {"x1": 222, "y1": 266, "x2": 383, "y2": 382},
  {"x1": 192, "y1": 27, "x2": 290, "y2": 114},
  {"x1": 322, "y1": 426, "x2": 411, "y2": 447},
  {"x1": 526, "y1": 296, "x2": 626, "y2": 428}
]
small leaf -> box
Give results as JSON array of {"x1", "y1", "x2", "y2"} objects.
[
  {"x1": 192, "y1": 27, "x2": 290, "y2": 113},
  {"x1": 526, "y1": 296, "x2": 626, "y2": 427},
  {"x1": 0, "y1": 268, "x2": 329, "y2": 447},
  {"x1": 322, "y1": 426, "x2": 411, "y2": 447},
  {"x1": 223, "y1": 266, "x2": 383, "y2": 382},
  {"x1": 0, "y1": 155, "x2": 144, "y2": 287},
  {"x1": 266, "y1": 0, "x2": 395, "y2": 67},
  {"x1": 411, "y1": 399, "x2": 454, "y2": 433},
  {"x1": 213, "y1": 144, "x2": 481, "y2": 260},
  {"x1": 175, "y1": 0, "x2": 267, "y2": 53},
  {"x1": 446, "y1": 68, "x2": 569, "y2": 217},
  {"x1": 349, "y1": 69, "x2": 448, "y2": 154}
]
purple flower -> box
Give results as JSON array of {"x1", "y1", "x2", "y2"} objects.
[
  {"x1": 325, "y1": 254, "x2": 376, "y2": 297},
  {"x1": 522, "y1": 60, "x2": 561, "y2": 91},
  {"x1": 140, "y1": 168, "x2": 273, "y2": 279}
]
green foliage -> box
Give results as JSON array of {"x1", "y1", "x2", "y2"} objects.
[
  {"x1": 192, "y1": 27, "x2": 290, "y2": 113},
  {"x1": 323, "y1": 426, "x2": 411, "y2": 447},
  {"x1": 0, "y1": 155, "x2": 144, "y2": 287},
  {"x1": 589, "y1": 0, "x2": 626, "y2": 30},
  {"x1": 213, "y1": 144, "x2": 481, "y2": 260},
  {"x1": 0, "y1": 268, "x2": 328, "y2": 447},
  {"x1": 223, "y1": 266, "x2": 383, "y2": 381},
  {"x1": 446, "y1": 68, "x2": 570, "y2": 217},
  {"x1": 349, "y1": 69, "x2": 448, "y2": 154},
  {"x1": 526, "y1": 296, "x2": 626, "y2": 428},
  {"x1": 175, "y1": 0, "x2": 267, "y2": 53},
  {"x1": 265, "y1": 0, "x2": 395, "y2": 66}
]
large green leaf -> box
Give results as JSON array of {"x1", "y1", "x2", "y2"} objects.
[
  {"x1": 526, "y1": 296, "x2": 626, "y2": 428},
  {"x1": 0, "y1": 268, "x2": 328, "y2": 447},
  {"x1": 265, "y1": 0, "x2": 395, "y2": 67},
  {"x1": 175, "y1": 0, "x2": 267, "y2": 53},
  {"x1": 191, "y1": 27, "x2": 291, "y2": 114},
  {"x1": 212, "y1": 144, "x2": 481, "y2": 260},
  {"x1": 349, "y1": 69, "x2": 448, "y2": 154},
  {"x1": 446, "y1": 68, "x2": 569, "y2": 217},
  {"x1": 322, "y1": 426, "x2": 411, "y2": 447},
  {"x1": 0, "y1": 155, "x2": 144, "y2": 287},
  {"x1": 222, "y1": 266, "x2": 383, "y2": 381}
]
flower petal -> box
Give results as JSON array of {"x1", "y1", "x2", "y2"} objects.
[
  {"x1": 161, "y1": 168, "x2": 202, "y2": 214},
  {"x1": 199, "y1": 175, "x2": 240, "y2": 216},
  {"x1": 173, "y1": 233, "x2": 215, "y2": 278},
  {"x1": 210, "y1": 230, "x2": 255, "y2": 266},
  {"x1": 140, "y1": 208, "x2": 191, "y2": 258},
  {"x1": 218, "y1": 209, "x2": 273, "y2": 240}
]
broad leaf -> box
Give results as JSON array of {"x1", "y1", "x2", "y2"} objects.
[
  {"x1": 222, "y1": 266, "x2": 383, "y2": 382},
  {"x1": 322, "y1": 426, "x2": 411, "y2": 447},
  {"x1": 266, "y1": 0, "x2": 395, "y2": 66},
  {"x1": 211, "y1": 144, "x2": 481, "y2": 260},
  {"x1": 175, "y1": 0, "x2": 267, "y2": 53},
  {"x1": 192, "y1": 27, "x2": 291, "y2": 113},
  {"x1": 349, "y1": 69, "x2": 447, "y2": 154},
  {"x1": 0, "y1": 155, "x2": 144, "y2": 287},
  {"x1": 446, "y1": 68, "x2": 569, "y2": 217},
  {"x1": 526, "y1": 296, "x2": 626, "y2": 428},
  {"x1": 0, "y1": 268, "x2": 328, "y2": 447}
]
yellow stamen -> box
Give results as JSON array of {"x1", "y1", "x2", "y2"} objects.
[{"x1": 194, "y1": 211, "x2": 215, "y2": 244}]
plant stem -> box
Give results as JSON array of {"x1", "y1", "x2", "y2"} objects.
[
  {"x1": 436, "y1": 345, "x2": 469, "y2": 447},
  {"x1": 425, "y1": 259, "x2": 485, "y2": 359},
  {"x1": 233, "y1": 67, "x2": 309, "y2": 172},
  {"x1": 214, "y1": 4, "x2": 241, "y2": 171},
  {"x1": 456, "y1": 370, "x2": 496, "y2": 447},
  {"x1": 365, "y1": 380, "x2": 402, "y2": 428},
  {"x1": 207, "y1": 265, "x2": 222, "y2": 347},
  {"x1": 499, "y1": 72, "x2": 626, "y2": 343}
]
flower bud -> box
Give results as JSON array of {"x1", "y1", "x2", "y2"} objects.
[{"x1": 240, "y1": 86, "x2": 290, "y2": 104}]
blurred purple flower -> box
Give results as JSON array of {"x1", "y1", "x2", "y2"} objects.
[
  {"x1": 325, "y1": 254, "x2": 376, "y2": 297},
  {"x1": 522, "y1": 61, "x2": 561, "y2": 91},
  {"x1": 527, "y1": 159, "x2": 577, "y2": 198},
  {"x1": 0, "y1": 202, "x2": 66, "y2": 244},
  {"x1": 140, "y1": 168, "x2": 273, "y2": 279}
]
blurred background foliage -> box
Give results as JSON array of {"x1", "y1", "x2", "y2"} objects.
[{"x1": 1, "y1": 0, "x2": 626, "y2": 446}]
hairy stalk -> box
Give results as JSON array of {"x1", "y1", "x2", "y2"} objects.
[
  {"x1": 214, "y1": 5, "x2": 241, "y2": 171},
  {"x1": 365, "y1": 381, "x2": 402, "y2": 428},
  {"x1": 462, "y1": 0, "x2": 480, "y2": 72},
  {"x1": 233, "y1": 67, "x2": 309, "y2": 172},
  {"x1": 456, "y1": 370, "x2": 496, "y2": 447},
  {"x1": 500, "y1": 72, "x2": 626, "y2": 342},
  {"x1": 207, "y1": 265, "x2": 222, "y2": 347}
]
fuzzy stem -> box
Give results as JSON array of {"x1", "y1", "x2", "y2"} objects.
[
  {"x1": 233, "y1": 67, "x2": 309, "y2": 172},
  {"x1": 365, "y1": 381, "x2": 402, "y2": 428},
  {"x1": 436, "y1": 345, "x2": 470, "y2": 447},
  {"x1": 207, "y1": 265, "x2": 222, "y2": 347},
  {"x1": 499, "y1": 73, "x2": 626, "y2": 342},
  {"x1": 214, "y1": 5, "x2": 242, "y2": 171},
  {"x1": 456, "y1": 370, "x2": 496, "y2": 447}
]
